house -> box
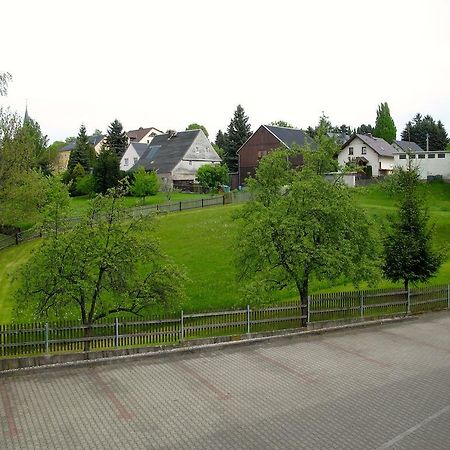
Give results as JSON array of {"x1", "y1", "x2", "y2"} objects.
[
  {"x1": 56, "y1": 135, "x2": 105, "y2": 172},
  {"x1": 237, "y1": 125, "x2": 313, "y2": 185},
  {"x1": 394, "y1": 148, "x2": 450, "y2": 181},
  {"x1": 131, "y1": 129, "x2": 222, "y2": 188},
  {"x1": 392, "y1": 140, "x2": 424, "y2": 153},
  {"x1": 126, "y1": 127, "x2": 163, "y2": 145},
  {"x1": 338, "y1": 134, "x2": 395, "y2": 177},
  {"x1": 120, "y1": 142, "x2": 148, "y2": 171}
]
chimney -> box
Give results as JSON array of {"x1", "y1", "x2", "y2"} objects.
[{"x1": 366, "y1": 133, "x2": 372, "y2": 138}]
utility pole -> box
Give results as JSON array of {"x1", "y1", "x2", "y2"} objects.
[{"x1": 426, "y1": 133, "x2": 429, "y2": 152}]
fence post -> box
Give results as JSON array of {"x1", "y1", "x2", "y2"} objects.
[
  {"x1": 114, "y1": 318, "x2": 119, "y2": 349},
  {"x1": 448, "y1": 285, "x2": 450, "y2": 309},
  {"x1": 45, "y1": 322, "x2": 49, "y2": 354},
  {"x1": 15, "y1": 232, "x2": 19, "y2": 245},
  {"x1": 223, "y1": 195, "x2": 226, "y2": 206},
  {"x1": 360, "y1": 292, "x2": 364, "y2": 319},
  {"x1": 180, "y1": 310, "x2": 184, "y2": 342},
  {"x1": 179, "y1": 201, "x2": 182, "y2": 211},
  {"x1": 156, "y1": 203, "x2": 159, "y2": 214},
  {"x1": 201, "y1": 198, "x2": 204, "y2": 208},
  {"x1": 307, "y1": 296, "x2": 311, "y2": 324},
  {"x1": 247, "y1": 305, "x2": 251, "y2": 334},
  {"x1": 407, "y1": 286, "x2": 411, "y2": 314}
]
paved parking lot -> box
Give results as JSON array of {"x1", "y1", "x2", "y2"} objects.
[{"x1": 1, "y1": 311, "x2": 450, "y2": 449}]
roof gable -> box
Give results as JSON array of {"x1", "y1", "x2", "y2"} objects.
[
  {"x1": 264, "y1": 125, "x2": 312, "y2": 149},
  {"x1": 342, "y1": 134, "x2": 395, "y2": 157},
  {"x1": 127, "y1": 127, "x2": 162, "y2": 142}
]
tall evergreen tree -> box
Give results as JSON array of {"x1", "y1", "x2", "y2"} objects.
[
  {"x1": 105, "y1": 119, "x2": 128, "y2": 158},
  {"x1": 382, "y1": 166, "x2": 443, "y2": 291},
  {"x1": 215, "y1": 129, "x2": 227, "y2": 148},
  {"x1": 93, "y1": 147, "x2": 121, "y2": 194},
  {"x1": 373, "y1": 102, "x2": 396, "y2": 143},
  {"x1": 401, "y1": 114, "x2": 449, "y2": 151},
  {"x1": 68, "y1": 124, "x2": 91, "y2": 173},
  {"x1": 223, "y1": 105, "x2": 252, "y2": 172}
]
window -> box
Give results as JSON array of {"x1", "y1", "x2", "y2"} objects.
[
  {"x1": 428, "y1": 154, "x2": 435, "y2": 159},
  {"x1": 438, "y1": 153, "x2": 446, "y2": 158},
  {"x1": 257, "y1": 150, "x2": 268, "y2": 159},
  {"x1": 418, "y1": 154, "x2": 425, "y2": 159},
  {"x1": 189, "y1": 160, "x2": 192, "y2": 166},
  {"x1": 409, "y1": 154, "x2": 416, "y2": 159},
  {"x1": 399, "y1": 154, "x2": 407, "y2": 160},
  {"x1": 133, "y1": 157, "x2": 138, "y2": 164},
  {"x1": 348, "y1": 147, "x2": 354, "y2": 156},
  {"x1": 124, "y1": 158, "x2": 129, "y2": 166},
  {"x1": 361, "y1": 146, "x2": 367, "y2": 155}
]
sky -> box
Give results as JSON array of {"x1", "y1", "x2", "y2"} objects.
[{"x1": 1, "y1": 0, "x2": 450, "y2": 143}]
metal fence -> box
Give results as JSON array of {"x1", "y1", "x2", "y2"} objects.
[
  {"x1": 1, "y1": 284, "x2": 448, "y2": 358},
  {"x1": 0, "y1": 191, "x2": 252, "y2": 252}
]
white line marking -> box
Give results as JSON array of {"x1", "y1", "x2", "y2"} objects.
[{"x1": 377, "y1": 404, "x2": 450, "y2": 449}]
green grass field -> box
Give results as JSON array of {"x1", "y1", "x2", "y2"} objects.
[{"x1": 1, "y1": 183, "x2": 449, "y2": 324}]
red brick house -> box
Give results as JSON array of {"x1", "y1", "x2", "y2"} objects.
[{"x1": 237, "y1": 125, "x2": 312, "y2": 185}]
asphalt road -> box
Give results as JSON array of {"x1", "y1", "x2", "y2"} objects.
[{"x1": 1, "y1": 311, "x2": 450, "y2": 449}]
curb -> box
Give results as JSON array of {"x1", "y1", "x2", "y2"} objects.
[{"x1": 0, "y1": 314, "x2": 416, "y2": 376}]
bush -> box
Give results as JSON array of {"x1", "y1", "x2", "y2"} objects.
[
  {"x1": 76, "y1": 174, "x2": 96, "y2": 196},
  {"x1": 196, "y1": 164, "x2": 228, "y2": 193},
  {"x1": 130, "y1": 166, "x2": 159, "y2": 201}
]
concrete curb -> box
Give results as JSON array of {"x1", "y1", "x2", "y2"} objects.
[{"x1": 0, "y1": 314, "x2": 417, "y2": 377}]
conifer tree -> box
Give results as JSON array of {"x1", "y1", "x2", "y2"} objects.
[
  {"x1": 68, "y1": 124, "x2": 91, "y2": 173},
  {"x1": 223, "y1": 105, "x2": 252, "y2": 172},
  {"x1": 401, "y1": 114, "x2": 449, "y2": 151},
  {"x1": 93, "y1": 147, "x2": 121, "y2": 193},
  {"x1": 373, "y1": 102, "x2": 396, "y2": 143},
  {"x1": 105, "y1": 119, "x2": 128, "y2": 158}
]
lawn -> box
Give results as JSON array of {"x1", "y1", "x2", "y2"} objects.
[{"x1": 0, "y1": 182, "x2": 449, "y2": 324}]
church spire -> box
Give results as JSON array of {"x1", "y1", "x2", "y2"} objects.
[{"x1": 24, "y1": 100, "x2": 31, "y2": 123}]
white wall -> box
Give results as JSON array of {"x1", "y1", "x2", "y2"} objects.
[
  {"x1": 120, "y1": 145, "x2": 141, "y2": 171},
  {"x1": 394, "y1": 152, "x2": 450, "y2": 180}
]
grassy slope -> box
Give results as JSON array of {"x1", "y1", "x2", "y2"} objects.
[{"x1": 1, "y1": 183, "x2": 449, "y2": 322}]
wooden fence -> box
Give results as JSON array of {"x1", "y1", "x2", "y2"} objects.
[{"x1": 1, "y1": 284, "x2": 449, "y2": 358}]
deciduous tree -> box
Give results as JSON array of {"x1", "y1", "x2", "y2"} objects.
[
  {"x1": 131, "y1": 166, "x2": 159, "y2": 202},
  {"x1": 186, "y1": 123, "x2": 209, "y2": 137},
  {"x1": 196, "y1": 164, "x2": 228, "y2": 193},
  {"x1": 373, "y1": 102, "x2": 396, "y2": 143}
]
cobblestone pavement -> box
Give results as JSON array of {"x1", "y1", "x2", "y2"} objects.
[{"x1": 1, "y1": 311, "x2": 450, "y2": 449}]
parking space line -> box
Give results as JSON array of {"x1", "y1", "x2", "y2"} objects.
[
  {"x1": 253, "y1": 351, "x2": 318, "y2": 384},
  {"x1": 0, "y1": 381, "x2": 19, "y2": 437},
  {"x1": 91, "y1": 371, "x2": 134, "y2": 420},
  {"x1": 377, "y1": 404, "x2": 450, "y2": 449},
  {"x1": 321, "y1": 341, "x2": 391, "y2": 368},
  {"x1": 175, "y1": 361, "x2": 230, "y2": 400}
]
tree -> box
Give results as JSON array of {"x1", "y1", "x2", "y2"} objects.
[
  {"x1": 373, "y1": 102, "x2": 396, "y2": 143},
  {"x1": 186, "y1": 123, "x2": 209, "y2": 137},
  {"x1": 104, "y1": 119, "x2": 128, "y2": 158},
  {"x1": 92, "y1": 129, "x2": 103, "y2": 137},
  {"x1": 223, "y1": 105, "x2": 252, "y2": 172},
  {"x1": 270, "y1": 120, "x2": 294, "y2": 128},
  {"x1": 130, "y1": 166, "x2": 159, "y2": 202},
  {"x1": 16, "y1": 184, "x2": 185, "y2": 350},
  {"x1": 0, "y1": 72, "x2": 12, "y2": 96},
  {"x1": 196, "y1": 164, "x2": 228, "y2": 193},
  {"x1": 382, "y1": 166, "x2": 443, "y2": 291},
  {"x1": 401, "y1": 114, "x2": 449, "y2": 152},
  {"x1": 215, "y1": 129, "x2": 227, "y2": 149},
  {"x1": 67, "y1": 124, "x2": 92, "y2": 174},
  {"x1": 356, "y1": 124, "x2": 374, "y2": 135},
  {"x1": 236, "y1": 149, "x2": 379, "y2": 322},
  {"x1": 93, "y1": 147, "x2": 121, "y2": 193}
]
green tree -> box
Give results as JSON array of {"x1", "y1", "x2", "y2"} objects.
[
  {"x1": 236, "y1": 149, "x2": 379, "y2": 323},
  {"x1": 0, "y1": 72, "x2": 12, "y2": 96},
  {"x1": 382, "y1": 166, "x2": 443, "y2": 291},
  {"x1": 16, "y1": 185, "x2": 185, "y2": 350},
  {"x1": 215, "y1": 129, "x2": 227, "y2": 149},
  {"x1": 186, "y1": 123, "x2": 209, "y2": 137},
  {"x1": 105, "y1": 119, "x2": 128, "y2": 158},
  {"x1": 270, "y1": 120, "x2": 294, "y2": 128},
  {"x1": 92, "y1": 129, "x2": 103, "y2": 136},
  {"x1": 75, "y1": 174, "x2": 96, "y2": 197},
  {"x1": 373, "y1": 102, "x2": 396, "y2": 143},
  {"x1": 223, "y1": 105, "x2": 252, "y2": 172},
  {"x1": 401, "y1": 114, "x2": 449, "y2": 152},
  {"x1": 356, "y1": 124, "x2": 374, "y2": 135},
  {"x1": 196, "y1": 164, "x2": 228, "y2": 193},
  {"x1": 68, "y1": 124, "x2": 92, "y2": 173},
  {"x1": 93, "y1": 147, "x2": 121, "y2": 193},
  {"x1": 131, "y1": 166, "x2": 159, "y2": 202}
]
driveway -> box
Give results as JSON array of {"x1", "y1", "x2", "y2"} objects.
[{"x1": 1, "y1": 311, "x2": 450, "y2": 449}]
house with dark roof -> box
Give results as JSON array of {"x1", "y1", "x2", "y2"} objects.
[
  {"x1": 391, "y1": 140, "x2": 424, "y2": 153},
  {"x1": 237, "y1": 125, "x2": 313, "y2": 185},
  {"x1": 120, "y1": 142, "x2": 148, "y2": 171},
  {"x1": 338, "y1": 134, "x2": 396, "y2": 177},
  {"x1": 131, "y1": 129, "x2": 222, "y2": 188},
  {"x1": 56, "y1": 135, "x2": 105, "y2": 172},
  {"x1": 126, "y1": 127, "x2": 163, "y2": 145}
]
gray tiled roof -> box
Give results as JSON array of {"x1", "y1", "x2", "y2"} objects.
[
  {"x1": 343, "y1": 134, "x2": 395, "y2": 157},
  {"x1": 264, "y1": 125, "x2": 312, "y2": 149},
  {"x1": 393, "y1": 140, "x2": 425, "y2": 153},
  {"x1": 132, "y1": 130, "x2": 201, "y2": 173},
  {"x1": 59, "y1": 135, "x2": 104, "y2": 152},
  {"x1": 130, "y1": 142, "x2": 148, "y2": 158}
]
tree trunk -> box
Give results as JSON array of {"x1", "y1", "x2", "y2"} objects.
[
  {"x1": 83, "y1": 323, "x2": 92, "y2": 352},
  {"x1": 298, "y1": 278, "x2": 309, "y2": 328}
]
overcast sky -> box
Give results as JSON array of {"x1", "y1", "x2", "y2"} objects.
[{"x1": 1, "y1": 0, "x2": 450, "y2": 142}]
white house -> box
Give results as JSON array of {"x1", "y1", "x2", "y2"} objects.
[
  {"x1": 131, "y1": 129, "x2": 222, "y2": 188},
  {"x1": 120, "y1": 142, "x2": 148, "y2": 171},
  {"x1": 126, "y1": 127, "x2": 163, "y2": 145},
  {"x1": 338, "y1": 134, "x2": 395, "y2": 177},
  {"x1": 394, "y1": 149, "x2": 450, "y2": 181}
]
